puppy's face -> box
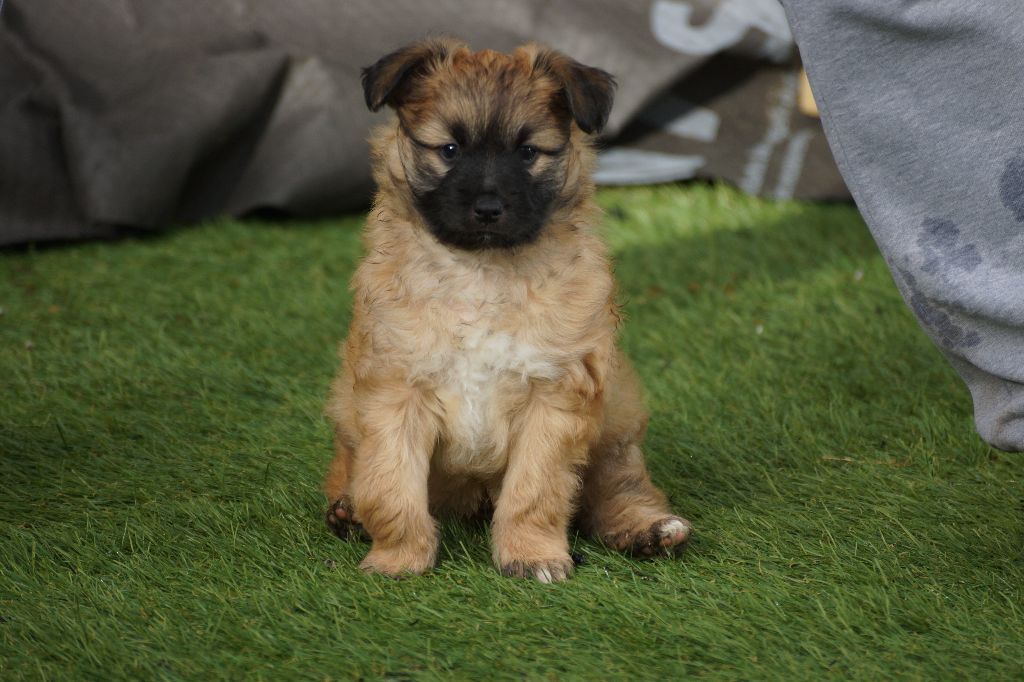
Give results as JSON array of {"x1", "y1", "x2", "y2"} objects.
[{"x1": 363, "y1": 40, "x2": 615, "y2": 250}]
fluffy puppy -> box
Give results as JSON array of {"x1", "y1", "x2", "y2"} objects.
[{"x1": 324, "y1": 38, "x2": 690, "y2": 582}]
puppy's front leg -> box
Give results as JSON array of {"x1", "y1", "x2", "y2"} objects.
[
  {"x1": 492, "y1": 391, "x2": 591, "y2": 583},
  {"x1": 351, "y1": 384, "x2": 439, "y2": 577}
]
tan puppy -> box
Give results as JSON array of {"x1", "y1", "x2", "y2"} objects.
[{"x1": 324, "y1": 38, "x2": 690, "y2": 582}]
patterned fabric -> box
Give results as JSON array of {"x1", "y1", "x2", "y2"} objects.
[
  {"x1": 783, "y1": 0, "x2": 1024, "y2": 450},
  {"x1": 0, "y1": 0, "x2": 845, "y2": 245}
]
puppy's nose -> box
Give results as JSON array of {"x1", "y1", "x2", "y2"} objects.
[{"x1": 473, "y1": 194, "x2": 504, "y2": 223}]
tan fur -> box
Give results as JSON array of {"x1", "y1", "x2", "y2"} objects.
[{"x1": 324, "y1": 41, "x2": 690, "y2": 581}]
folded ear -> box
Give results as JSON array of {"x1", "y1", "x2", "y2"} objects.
[
  {"x1": 361, "y1": 38, "x2": 468, "y2": 111},
  {"x1": 531, "y1": 48, "x2": 616, "y2": 134}
]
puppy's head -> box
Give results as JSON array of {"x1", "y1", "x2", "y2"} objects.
[{"x1": 363, "y1": 38, "x2": 615, "y2": 250}]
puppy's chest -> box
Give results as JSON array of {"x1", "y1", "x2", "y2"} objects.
[
  {"x1": 412, "y1": 293, "x2": 566, "y2": 467},
  {"x1": 441, "y1": 326, "x2": 560, "y2": 454},
  {"x1": 441, "y1": 324, "x2": 563, "y2": 394}
]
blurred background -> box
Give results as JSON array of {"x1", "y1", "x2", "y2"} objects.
[{"x1": 0, "y1": 0, "x2": 847, "y2": 245}]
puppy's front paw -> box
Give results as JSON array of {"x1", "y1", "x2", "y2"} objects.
[
  {"x1": 325, "y1": 497, "x2": 369, "y2": 541},
  {"x1": 360, "y1": 543, "x2": 437, "y2": 578},
  {"x1": 619, "y1": 516, "x2": 692, "y2": 558},
  {"x1": 499, "y1": 555, "x2": 575, "y2": 583}
]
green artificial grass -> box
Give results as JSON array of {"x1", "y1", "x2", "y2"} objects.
[{"x1": 2, "y1": 183, "x2": 1022, "y2": 680}]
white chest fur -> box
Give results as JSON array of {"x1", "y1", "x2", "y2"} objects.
[
  {"x1": 444, "y1": 326, "x2": 562, "y2": 453},
  {"x1": 407, "y1": 322, "x2": 566, "y2": 475},
  {"x1": 394, "y1": 252, "x2": 576, "y2": 471}
]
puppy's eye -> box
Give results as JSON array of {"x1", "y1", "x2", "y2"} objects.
[
  {"x1": 519, "y1": 145, "x2": 538, "y2": 163},
  {"x1": 439, "y1": 143, "x2": 459, "y2": 161}
]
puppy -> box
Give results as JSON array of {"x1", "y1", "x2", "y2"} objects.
[{"x1": 324, "y1": 38, "x2": 690, "y2": 582}]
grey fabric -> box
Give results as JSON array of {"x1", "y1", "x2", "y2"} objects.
[
  {"x1": 781, "y1": 0, "x2": 1024, "y2": 450},
  {"x1": 0, "y1": 0, "x2": 847, "y2": 246}
]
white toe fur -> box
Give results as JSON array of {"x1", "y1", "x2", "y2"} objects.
[{"x1": 659, "y1": 518, "x2": 691, "y2": 541}]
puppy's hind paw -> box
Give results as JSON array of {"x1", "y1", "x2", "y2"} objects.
[
  {"x1": 325, "y1": 497, "x2": 368, "y2": 541},
  {"x1": 621, "y1": 516, "x2": 692, "y2": 558}
]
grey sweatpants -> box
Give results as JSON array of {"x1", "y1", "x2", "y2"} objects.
[{"x1": 779, "y1": 0, "x2": 1024, "y2": 451}]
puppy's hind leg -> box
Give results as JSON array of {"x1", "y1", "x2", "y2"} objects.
[
  {"x1": 323, "y1": 435, "x2": 368, "y2": 541},
  {"x1": 579, "y1": 439, "x2": 691, "y2": 557},
  {"x1": 578, "y1": 355, "x2": 691, "y2": 557},
  {"x1": 324, "y1": 372, "x2": 368, "y2": 541}
]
